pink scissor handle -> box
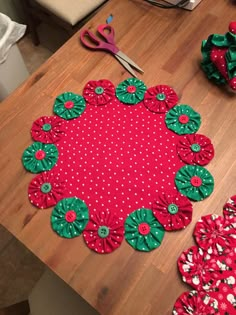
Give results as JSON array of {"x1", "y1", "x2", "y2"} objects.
[
  {"x1": 97, "y1": 24, "x2": 116, "y2": 45},
  {"x1": 80, "y1": 28, "x2": 119, "y2": 54}
]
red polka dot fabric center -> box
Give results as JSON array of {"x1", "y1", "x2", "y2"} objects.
[{"x1": 54, "y1": 102, "x2": 184, "y2": 222}]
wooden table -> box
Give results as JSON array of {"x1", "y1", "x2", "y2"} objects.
[{"x1": 1, "y1": 1, "x2": 236, "y2": 314}]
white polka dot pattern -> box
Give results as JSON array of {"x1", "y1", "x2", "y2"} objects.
[{"x1": 53, "y1": 100, "x2": 185, "y2": 221}]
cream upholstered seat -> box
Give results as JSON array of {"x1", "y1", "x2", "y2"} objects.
[
  {"x1": 34, "y1": 0, "x2": 106, "y2": 26},
  {"x1": 22, "y1": 0, "x2": 107, "y2": 45}
]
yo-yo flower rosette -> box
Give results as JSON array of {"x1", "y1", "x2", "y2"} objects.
[
  {"x1": 223, "y1": 195, "x2": 236, "y2": 222},
  {"x1": 152, "y1": 191, "x2": 193, "y2": 231},
  {"x1": 116, "y1": 78, "x2": 147, "y2": 105},
  {"x1": 22, "y1": 141, "x2": 58, "y2": 173},
  {"x1": 31, "y1": 115, "x2": 65, "y2": 144},
  {"x1": 124, "y1": 208, "x2": 165, "y2": 252},
  {"x1": 28, "y1": 172, "x2": 65, "y2": 209},
  {"x1": 172, "y1": 291, "x2": 218, "y2": 315},
  {"x1": 51, "y1": 197, "x2": 89, "y2": 238},
  {"x1": 177, "y1": 245, "x2": 223, "y2": 291},
  {"x1": 143, "y1": 84, "x2": 178, "y2": 113},
  {"x1": 177, "y1": 134, "x2": 214, "y2": 166},
  {"x1": 83, "y1": 79, "x2": 116, "y2": 106},
  {"x1": 193, "y1": 214, "x2": 236, "y2": 257},
  {"x1": 175, "y1": 165, "x2": 214, "y2": 201},
  {"x1": 83, "y1": 211, "x2": 124, "y2": 254},
  {"x1": 53, "y1": 92, "x2": 86, "y2": 120},
  {"x1": 165, "y1": 104, "x2": 201, "y2": 135}
]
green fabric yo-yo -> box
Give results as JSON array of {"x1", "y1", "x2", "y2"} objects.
[
  {"x1": 116, "y1": 78, "x2": 147, "y2": 105},
  {"x1": 22, "y1": 141, "x2": 58, "y2": 173},
  {"x1": 165, "y1": 104, "x2": 201, "y2": 135},
  {"x1": 125, "y1": 208, "x2": 165, "y2": 252},
  {"x1": 51, "y1": 197, "x2": 89, "y2": 238},
  {"x1": 175, "y1": 165, "x2": 214, "y2": 201},
  {"x1": 53, "y1": 92, "x2": 86, "y2": 120}
]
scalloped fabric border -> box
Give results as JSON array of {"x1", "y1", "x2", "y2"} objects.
[{"x1": 22, "y1": 79, "x2": 215, "y2": 254}]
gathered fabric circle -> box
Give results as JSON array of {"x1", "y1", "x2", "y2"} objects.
[
  {"x1": 116, "y1": 78, "x2": 147, "y2": 105},
  {"x1": 22, "y1": 142, "x2": 58, "y2": 173},
  {"x1": 125, "y1": 208, "x2": 165, "y2": 251},
  {"x1": 51, "y1": 197, "x2": 89, "y2": 238}
]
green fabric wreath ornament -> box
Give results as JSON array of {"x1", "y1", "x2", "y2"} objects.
[
  {"x1": 125, "y1": 208, "x2": 165, "y2": 252},
  {"x1": 53, "y1": 92, "x2": 86, "y2": 120},
  {"x1": 116, "y1": 78, "x2": 147, "y2": 105},
  {"x1": 175, "y1": 165, "x2": 214, "y2": 201},
  {"x1": 22, "y1": 142, "x2": 58, "y2": 173},
  {"x1": 165, "y1": 104, "x2": 201, "y2": 135},
  {"x1": 51, "y1": 197, "x2": 89, "y2": 238}
]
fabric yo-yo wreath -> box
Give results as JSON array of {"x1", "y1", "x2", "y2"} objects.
[
  {"x1": 223, "y1": 195, "x2": 236, "y2": 221},
  {"x1": 22, "y1": 78, "x2": 215, "y2": 254},
  {"x1": 177, "y1": 245, "x2": 223, "y2": 291},
  {"x1": 193, "y1": 214, "x2": 236, "y2": 256},
  {"x1": 173, "y1": 197, "x2": 236, "y2": 315},
  {"x1": 173, "y1": 291, "x2": 217, "y2": 315}
]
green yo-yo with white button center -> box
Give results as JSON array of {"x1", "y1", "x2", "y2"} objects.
[
  {"x1": 191, "y1": 143, "x2": 201, "y2": 152},
  {"x1": 98, "y1": 226, "x2": 110, "y2": 238},
  {"x1": 41, "y1": 182, "x2": 52, "y2": 193},
  {"x1": 42, "y1": 123, "x2": 52, "y2": 131},
  {"x1": 95, "y1": 87, "x2": 104, "y2": 95},
  {"x1": 156, "y1": 93, "x2": 166, "y2": 101},
  {"x1": 168, "y1": 203, "x2": 179, "y2": 214}
]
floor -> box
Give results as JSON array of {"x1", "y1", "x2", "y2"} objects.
[
  {"x1": 18, "y1": 34, "x2": 52, "y2": 74},
  {"x1": 0, "y1": 225, "x2": 45, "y2": 309},
  {"x1": 18, "y1": 22, "x2": 69, "y2": 74},
  {"x1": 0, "y1": 24, "x2": 68, "y2": 310},
  {"x1": 0, "y1": 23, "x2": 100, "y2": 314},
  {"x1": 29, "y1": 269, "x2": 99, "y2": 315}
]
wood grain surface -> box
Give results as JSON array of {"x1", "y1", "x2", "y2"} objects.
[{"x1": 0, "y1": 1, "x2": 236, "y2": 314}]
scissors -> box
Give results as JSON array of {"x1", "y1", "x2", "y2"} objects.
[{"x1": 80, "y1": 24, "x2": 144, "y2": 77}]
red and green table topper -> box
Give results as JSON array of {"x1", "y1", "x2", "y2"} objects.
[{"x1": 22, "y1": 78, "x2": 215, "y2": 254}]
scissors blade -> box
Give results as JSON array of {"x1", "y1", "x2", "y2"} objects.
[
  {"x1": 116, "y1": 51, "x2": 144, "y2": 73},
  {"x1": 115, "y1": 55, "x2": 137, "y2": 78}
]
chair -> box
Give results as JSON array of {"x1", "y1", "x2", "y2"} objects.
[{"x1": 22, "y1": 0, "x2": 107, "y2": 45}]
